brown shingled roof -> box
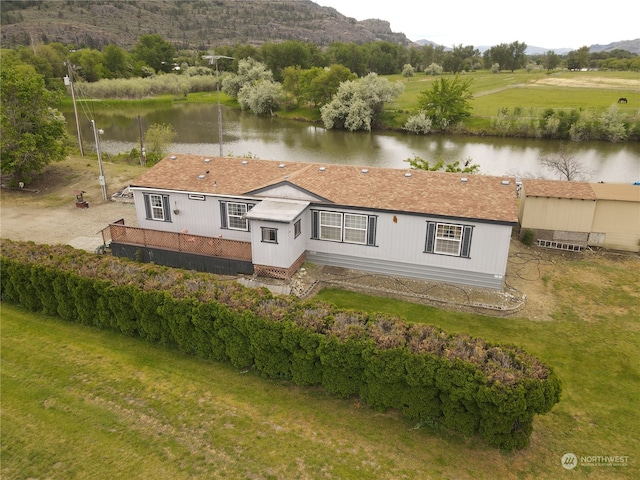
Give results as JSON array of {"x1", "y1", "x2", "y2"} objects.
[
  {"x1": 523, "y1": 179, "x2": 596, "y2": 200},
  {"x1": 130, "y1": 155, "x2": 519, "y2": 224}
]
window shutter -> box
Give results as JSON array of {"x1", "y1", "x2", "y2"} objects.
[
  {"x1": 311, "y1": 210, "x2": 319, "y2": 239},
  {"x1": 162, "y1": 195, "x2": 171, "y2": 222},
  {"x1": 246, "y1": 203, "x2": 253, "y2": 232},
  {"x1": 425, "y1": 221, "x2": 436, "y2": 253},
  {"x1": 143, "y1": 193, "x2": 152, "y2": 219},
  {"x1": 461, "y1": 225, "x2": 473, "y2": 258},
  {"x1": 367, "y1": 215, "x2": 377, "y2": 246},
  {"x1": 220, "y1": 201, "x2": 228, "y2": 229}
]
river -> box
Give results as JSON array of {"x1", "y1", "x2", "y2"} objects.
[{"x1": 64, "y1": 103, "x2": 640, "y2": 183}]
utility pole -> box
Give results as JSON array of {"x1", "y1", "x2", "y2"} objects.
[
  {"x1": 65, "y1": 60, "x2": 84, "y2": 156},
  {"x1": 138, "y1": 115, "x2": 146, "y2": 166},
  {"x1": 91, "y1": 120, "x2": 108, "y2": 201},
  {"x1": 203, "y1": 52, "x2": 234, "y2": 157}
]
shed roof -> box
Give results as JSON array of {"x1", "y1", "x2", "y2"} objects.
[
  {"x1": 522, "y1": 179, "x2": 596, "y2": 200},
  {"x1": 130, "y1": 155, "x2": 519, "y2": 224},
  {"x1": 244, "y1": 199, "x2": 309, "y2": 223},
  {"x1": 590, "y1": 182, "x2": 640, "y2": 202}
]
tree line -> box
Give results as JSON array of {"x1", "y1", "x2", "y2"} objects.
[{"x1": 5, "y1": 35, "x2": 639, "y2": 90}]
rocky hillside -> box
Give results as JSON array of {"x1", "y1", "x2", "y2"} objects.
[{"x1": 0, "y1": 0, "x2": 412, "y2": 49}]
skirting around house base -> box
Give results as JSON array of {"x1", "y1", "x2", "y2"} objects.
[
  {"x1": 306, "y1": 251, "x2": 505, "y2": 290},
  {"x1": 254, "y1": 252, "x2": 307, "y2": 280},
  {"x1": 110, "y1": 243, "x2": 254, "y2": 276}
]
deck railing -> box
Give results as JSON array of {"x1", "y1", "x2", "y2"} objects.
[{"x1": 107, "y1": 222, "x2": 252, "y2": 261}]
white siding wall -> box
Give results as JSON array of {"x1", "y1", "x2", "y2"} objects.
[
  {"x1": 306, "y1": 209, "x2": 512, "y2": 281},
  {"x1": 132, "y1": 191, "x2": 252, "y2": 242},
  {"x1": 132, "y1": 191, "x2": 513, "y2": 287},
  {"x1": 250, "y1": 217, "x2": 306, "y2": 268}
]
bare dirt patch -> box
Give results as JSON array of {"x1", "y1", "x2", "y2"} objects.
[{"x1": 531, "y1": 76, "x2": 640, "y2": 90}]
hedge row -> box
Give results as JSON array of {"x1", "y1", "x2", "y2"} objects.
[{"x1": 0, "y1": 241, "x2": 561, "y2": 450}]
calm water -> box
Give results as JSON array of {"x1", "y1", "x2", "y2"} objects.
[{"x1": 65, "y1": 103, "x2": 640, "y2": 183}]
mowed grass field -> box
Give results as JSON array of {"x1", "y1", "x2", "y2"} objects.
[
  {"x1": 383, "y1": 70, "x2": 640, "y2": 128},
  {"x1": 2, "y1": 251, "x2": 639, "y2": 479}
]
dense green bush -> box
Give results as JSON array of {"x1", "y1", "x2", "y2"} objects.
[{"x1": 0, "y1": 240, "x2": 561, "y2": 450}]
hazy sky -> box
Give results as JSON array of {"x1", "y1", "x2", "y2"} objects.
[{"x1": 315, "y1": 0, "x2": 638, "y2": 49}]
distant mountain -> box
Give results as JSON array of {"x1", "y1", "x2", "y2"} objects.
[
  {"x1": 0, "y1": 0, "x2": 412, "y2": 49},
  {"x1": 415, "y1": 39, "x2": 639, "y2": 55},
  {"x1": 1, "y1": 0, "x2": 637, "y2": 56},
  {"x1": 589, "y1": 38, "x2": 640, "y2": 54}
]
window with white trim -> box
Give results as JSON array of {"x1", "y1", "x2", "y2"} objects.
[
  {"x1": 435, "y1": 223, "x2": 462, "y2": 255},
  {"x1": 143, "y1": 193, "x2": 171, "y2": 222},
  {"x1": 425, "y1": 221, "x2": 473, "y2": 258},
  {"x1": 319, "y1": 211, "x2": 342, "y2": 241},
  {"x1": 311, "y1": 210, "x2": 377, "y2": 246},
  {"x1": 261, "y1": 227, "x2": 278, "y2": 243},
  {"x1": 227, "y1": 202, "x2": 247, "y2": 230},
  {"x1": 344, "y1": 213, "x2": 367, "y2": 244},
  {"x1": 150, "y1": 194, "x2": 165, "y2": 220}
]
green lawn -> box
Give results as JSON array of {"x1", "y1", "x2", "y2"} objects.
[{"x1": 2, "y1": 252, "x2": 638, "y2": 479}]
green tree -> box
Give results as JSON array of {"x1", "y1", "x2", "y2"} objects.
[
  {"x1": 485, "y1": 42, "x2": 527, "y2": 72},
  {"x1": 69, "y1": 48, "x2": 107, "y2": 82},
  {"x1": 417, "y1": 76, "x2": 473, "y2": 131},
  {"x1": 327, "y1": 42, "x2": 368, "y2": 77},
  {"x1": 144, "y1": 123, "x2": 176, "y2": 165},
  {"x1": 237, "y1": 80, "x2": 283, "y2": 116},
  {"x1": 543, "y1": 50, "x2": 560, "y2": 71},
  {"x1": 405, "y1": 155, "x2": 480, "y2": 173},
  {"x1": 259, "y1": 40, "x2": 326, "y2": 81},
  {"x1": 133, "y1": 34, "x2": 176, "y2": 73},
  {"x1": 443, "y1": 44, "x2": 479, "y2": 73},
  {"x1": 222, "y1": 58, "x2": 273, "y2": 98},
  {"x1": 320, "y1": 73, "x2": 404, "y2": 131},
  {"x1": 103, "y1": 44, "x2": 130, "y2": 78},
  {"x1": 505, "y1": 41, "x2": 527, "y2": 72},
  {"x1": 1, "y1": 58, "x2": 69, "y2": 185},
  {"x1": 566, "y1": 46, "x2": 590, "y2": 70}
]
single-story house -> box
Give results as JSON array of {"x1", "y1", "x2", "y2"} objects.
[
  {"x1": 107, "y1": 155, "x2": 519, "y2": 289},
  {"x1": 519, "y1": 179, "x2": 640, "y2": 252}
]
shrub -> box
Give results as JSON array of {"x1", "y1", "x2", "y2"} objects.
[
  {"x1": 0, "y1": 240, "x2": 562, "y2": 450},
  {"x1": 424, "y1": 63, "x2": 443, "y2": 76},
  {"x1": 521, "y1": 229, "x2": 535, "y2": 246},
  {"x1": 404, "y1": 111, "x2": 433, "y2": 134}
]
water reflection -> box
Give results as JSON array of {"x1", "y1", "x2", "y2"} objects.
[{"x1": 65, "y1": 103, "x2": 640, "y2": 183}]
